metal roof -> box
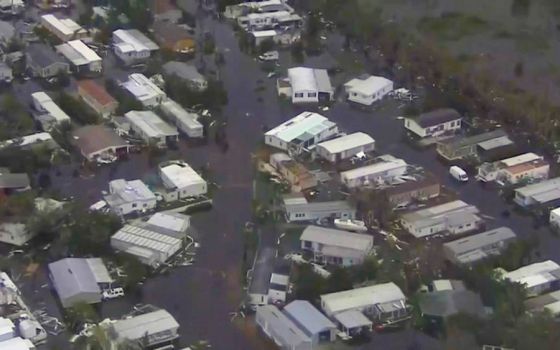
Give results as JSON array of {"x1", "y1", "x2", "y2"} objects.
[
  {"x1": 499, "y1": 152, "x2": 542, "y2": 167},
  {"x1": 444, "y1": 227, "x2": 516, "y2": 263},
  {"x1": 106, "y1": 179, "x2": 156, "y2": 205},
  {"x1": 162, "y1": 61, "x2": 205, "y2": 82},
  {"x1": 344, "y1": 75, "x2": 393, "y2": 96},
  {"x1": 340, "y1": 157, "x2": 407, "y2": 181},
  {"x1": 412, "y1": 108, "x2": 461, "y2": 128},
  {"x1": 419, "y1": 290, "x2": 485, "y2": 318},
  {"x1": 112, "y1": 224, "x2": 182, "y2": 255},
  {"x1": 256, "y1": 305, "x2": 311, "y2": 347},
  {"x1": 515, "y1": 177, "x2": 560, "y2": 198},
  {"x1": 320, "y1": 283, "x2": 406, "y2": 315},
  {"x1": 503, "y1": 260, "x2": 560, "y2": 289},
  {"x1": 160, "y1": 161, "x2": 205, "y2": 190},
  {"x1": 439, "y1": 129, "x2": 508, "y2": 149},
  {"x1": 283, "y1": 300, "x2": 335, "y2": 336},
  {"x1": 41, "y1": 14, "x2": 85, "y2": 37},
  {"x1": 122, "y1": 73, "x2": 166, "y2": 103},
  {"x1": 300, "y1": 225, "x2": 372, "y2": 252},
  {"x1": 48, "y1": 258, "x2": 102, "y2": 302},
  {"x1": 316, "y1": 132, "x2": 375, "y2": 154},
  {"x1": 284, "y1": 199, "x2": 354, "y2": 214},
  {"x1": 477, "y1": 136, "x2": 514, "y2": 151},
  {"x1": 113, "y1": 29, "x2": 159, "y2": 52},
  {"x1": 160, "y1": 99, "x2": 203, "y2": 130},
  {"x1": 288, "y1": 67, "x2": 332, "y2": 93},
  {"x1": 111, "y1": 309, "x2": 179, "y2": 342},
  {"x1": 146, "y1": 212, "x2": 190, "y2": 236},
  {"x1": 31, "y1": 92, "x2": 71, "y2": 123},
  {"x1": 86, "y1": 258, "x2": 113, "y2": 284},
  {"x1": 125, "y1": 110, "x2": 178, "y2": 138},
  {"x1": 333, "y1": 310, "x2": 372, "y2": 329},
  {"x1": 56, "y1": 40, "x2": 101, "y2": 66},
  {"x1": 401, "y1": 200, "x2": 480, "y2": 231},
  {"x1": 265, "y1": 111, "x2": 335, "y2": 143}
]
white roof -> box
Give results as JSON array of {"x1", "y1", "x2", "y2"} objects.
[
  {"x1": 113, "y1": 29, "x2": 158, "y2": 52},
  {"x1": 147, "y1": 212, "x2": 190, "y2": 234},
  {"x1": 265, "y1": 111, "x2": 336, "y2": 143},
  {"x1": 160, "y1": 100, "x2": 202, "y2": 131},
  {"x1": 56, "y1": 40, "x2": 101, "y2": 65},
  {"x1": 333, "y1": 310, "x2": 372, "y2": 329},
  {"x1": 31, "y1": 92, "x2": 71, "y2": 123},
  {"x1": 112, "y1": 224, "x2": 182, "y2": 255},
  {"x1": 499, "y1": 152, "x2": 542, "y2": 167},
  {"x1": 321, "y1": 283, "x2": 406, "y2": 315},
  {"x1": 344, "y1": 75, "x2": 393, "y2": 96},
  {"x1": 122, "y1": 73, "x2": 166, "y2": 103},
  {"x1": 287, "y1": 67, "x2": 331, "y2": 92},
  {"x1": 160, "y1": 162, "x2": 205, "y2": 190},
  {"x1": 111, "y1": 309, "x2": 179, "y2": 341},
  {"x1": 252, "y1": 30, "x2": 277, "y2": 38},
  {"x1": 41, "y1": 14, "x2": 85, "y2": 37},
  {"x1": 515, "y1": 177, "x2": 560, "y2": 197},
  {"x1": 503, "y1": 260, "x2": 560, "y2": 289},
  {"x1": 0, "y1": 132, "x2": 54, "y2": 149},
  {"x1": 106, "y1": 179, "x2": 156, "y2": 206},
  {"x1": 0, "y1": 317, "x2": 14, "y2": 338},
  {"x1": 300, "y1": 225, "x2": 372, "y2": 252},
  {"x1": 551, "y1": 207, "x2": 560, "y2": 217},
  {"x1": 125, "y1": 110, "x2": 178, "y2": 139},
  {"x1": 317, "y1": 132, "x2": 374, "y2": 154},
  {"x1": 340, "y1": 157, "x2": 407, "y2": 181},
  {"x1": 270, "y1": 273, "x2": 289, "y2": 286},
  {"x1": 0, "y1": 337, "x2": 35, "y2": 350}
]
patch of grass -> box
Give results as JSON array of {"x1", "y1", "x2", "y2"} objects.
[{"x1": 417, "y1": 12, "x2": 489, "y2": 41}]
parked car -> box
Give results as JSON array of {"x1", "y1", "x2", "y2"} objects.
[
  {"x1": 102, "y1": 288, "x2": 124, "y2": 300},
  {"x1": 449, "y1": 166, "x2": 468, "y2": 182}
]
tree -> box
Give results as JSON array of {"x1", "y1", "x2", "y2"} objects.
[
  {"x1": 353, "y1": 257, "x2": 378, "y2": 283},
  {"x1": 293, "y1": 264, "x2": 325, "y2": 302},
  {"x1": 324, "y1": 267, "x2": 353, "y2": 293},
  {"x1": 65, "y1": 302, "x2": 99, "y2": 332},
  {"x1": 57, "y1": 92, "x2": 99, "y2": 125}
]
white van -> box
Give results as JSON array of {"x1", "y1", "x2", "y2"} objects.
[
  {"x1": 89, "y1": 200, "x2": 108, "y2": 212},
  {"x1": 449, "y1": 166, "x2": 468, "y2": 182}
]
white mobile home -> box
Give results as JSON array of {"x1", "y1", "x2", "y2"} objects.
[
  {"x1": 31, "y1": 92, "x2": 71, "y2": 130},
  {"x1": 514, "y1": 177, "x2": 560, "y2": 207},
  {"x1": 112, "y1": 29, "x2": 159, "y2": 65},
  {"x1": 283, "y1": 196, "x2": 356, "y2": 223},
  {"x1": 315, "y1": 132, "x2": 375, "y2": 163},
  {"x1": 300, "y1": 226, "x2": 373, "y2": 266},
  {"x1": 103, "y1": 179, "x2": 157, "y2": 215},
  {"x1": 320, "y1": 283, "x2": 409, "y2": 324},
  {"x1": 278, "y1": 67, "x2": 334, "y2": 104},
  {"x1": 159, "y1": 160, "x2": 207, "y2": 199},
  {"x1": 478, "y1": 152, "x2": 549, "y2": 184},
  {"x1": 159, "y1": 99, "x2": 203, "y2": 138},
  {"x1": 124, "y1": 110, "x2": 178, "y2": 147},
  {"x1": 40, "y1": 14, "x2": 87, "y2": 42},
  {"x1": 283, "y1": 300, "x2": 337, "y2": 344},
  {"x1": 256, "y1": 305, "x2": 312, "y2": 350},
  {"x1": 401, "y1": 200, "x2": 483, "y2": 238},
  {"x1": 404, "y1": 108, "x2": 462, "y2": 139},
  {"x1": 344, "y1": 75, "x2": 393, "y2": 106},
  {"x1": 502, "y1": 260, "x2": 560, "y2": 297},
  {"x1": 265, "y1": 111, "x2": 338, "y2": 155},
  {"x1": 56, "y1": 40, "x2": 102, "y2": 74},
  {"x1": 121, "y1": 73, "x2": 167, "y2": 108},
  {"x1": 340, "y1": 155, "x2": 407, "y2": 188},
  {"x1": 443, "y1": 227, "x2": 517, "y2": 265}
]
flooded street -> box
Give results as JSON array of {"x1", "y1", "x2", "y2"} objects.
[{"x1": 22, "y1": 1, "x2": 560, "y2": 349}]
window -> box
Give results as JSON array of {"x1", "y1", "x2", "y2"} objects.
[
  {"x1": 132, "y1": 203, "x2": 137, "y2": 208},
  {"x1": 143, "y1": 203, "x2": 148, "y2": 208},
  {"x1": 294, "y1": 92, "x2": 304, "y2": 98},
  {"x1": 308, "y1": 92, "x2": 317, "y2": 98}
]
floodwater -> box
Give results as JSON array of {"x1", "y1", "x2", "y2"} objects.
[{"x1": 20, "y1": 1, "x2": 560, "y2": 349}]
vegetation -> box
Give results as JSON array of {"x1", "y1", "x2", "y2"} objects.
[
  {"x1": 0, "y1": 94, "x2": 35, "y2": 140},
  {"x1": 105, "y1": 79, "x2": 144, "y2": 115},
  {"x1": 57, "y1": 92, "x2": 100, "y2": 125},
  {"x1": 417, "y1": 13, "x2": 489, "y2": 41},
  {"x1": 165, "y1": 75, "x2": 228, "y2": 110}
]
